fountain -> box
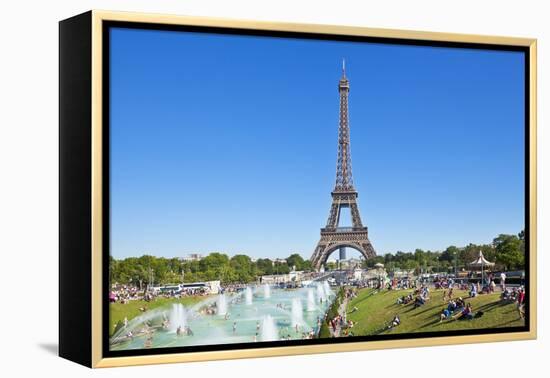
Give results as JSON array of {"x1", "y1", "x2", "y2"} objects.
[
  {"x1": 291, "y1": 297, "x2": 304, "y2": 329},
  {"x1": 261, "y1": 314, "x2": 278, "y2": 341},
  {"x1": 316, "y1": 282, "x2": 326, "y2": 302},
  {"x1": 323, "y1": 281, "x2": 333, "y2": 298},
  {"x1": 110, "y1": 284, "x2": 336, "y2": 351},
  {"x1": 168, "y1": 303, "x2": 187, "y2": 332},
  {"x1": 263, "y1": 284, "x2": 271, "y2": 298},
  {"x1": 307, "y1": 288, "x2": 316, "y2": 312},
  {"x1": 245, "y1": 287, "x2": 253, "y2": 305},
  {"x1": 217, "y1": 294, "x2": 228, "y2": 316},
  {"x1": 110, "y1": 306, "x2": 167, "y2": 344}
]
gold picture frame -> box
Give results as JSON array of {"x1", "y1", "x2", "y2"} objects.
[{"x1": 59, "y1": 10, "x2": 537, "y2": 368}]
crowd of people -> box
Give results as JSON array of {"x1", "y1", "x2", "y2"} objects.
[
  {"x1": 439, "y1": 296, "x2": 471, "y2": 321},
  {"x1": 109, "y1": 284, "x2": 212, "y2": 305},
  {"x1": 323, "y1": 287, "x2": 358, "y2": 337},
  {"x1": 395, "y1": 284, "x2": 431, "y2": 309},
  {"x1": 392, "y1": 284, "x2": 484, "y2": 325},
  {"x1": 110, "y1": 280, "x2": 269, "y2": 307},
  {"x1": 327, "y1": 313, "x2": 355, "y2": 337},
  {"x1": 437, "y1": 284, "x2": 525, "y2": 322},
  {"x1": 383, "y1": 271, "x2": 527, "y2": 328},
  {"x1": 109, "y1": 285, "x2": 141, "y2": 304},
  {"x1": 502, "y1": 286, "x2": 527, "y2": 319}
]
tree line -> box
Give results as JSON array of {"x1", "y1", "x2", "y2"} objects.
[
  {"x1": 109, "y1": 253, "x2": 311, "y2": 288},
  {"x1": 363, "y1": 231, "x2": 525, "y2": 274},
  {"x1": 110, "y1": 230, "x2": 525, "y2": 286}
]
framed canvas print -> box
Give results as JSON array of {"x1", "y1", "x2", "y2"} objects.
[{"x1": 59, "y1": 10, "x2": 537, "y2": 368}]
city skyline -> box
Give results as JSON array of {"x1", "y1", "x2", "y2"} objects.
[{"x1": 110, "y1": 27, "x2": 525, "y2": 260}]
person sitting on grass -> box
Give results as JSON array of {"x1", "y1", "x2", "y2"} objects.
[
  {"x1": 447, "y1": 300, "x2": 457, "y2": 313},
  {"x1": 440, "y1": 308, "x2": 451, "y2": 322},
  {"x1": 388, "y1": 314, "x2": 401, "y2": 329},
  {"x1": 414, "y1": 295, "x2": 426, "y2": 308},
  {"x1": 398, "y1": 295, "x2": 409, "y2": 304},
  {"x1": 453, "y1": 303, "x2": 474, "y2": 320},
  {"x1": 455, "y1": 297, "x2": 466, "y2": 311},
  {"x1": 398, "y1": 294, "x2": 413, "y2": 305}
]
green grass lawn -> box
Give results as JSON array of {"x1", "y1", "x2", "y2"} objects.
[
  {"x1": 109, "y1": 296, "x2": 204, "y2": 336},
  {"x1": 346, "y1": 288, "x2": 524, "y2": 336}
]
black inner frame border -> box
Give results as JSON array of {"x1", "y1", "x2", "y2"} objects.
[{"x1": 102, "y1": 20, "x2": 531, "y2": 359}]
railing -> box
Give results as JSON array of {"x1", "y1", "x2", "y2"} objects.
[
  {"x1": 321, "y1": 226, "x2": 368, "y2": 233},
  {"x1": 335, "y1": 227, "x2": 354, "y2": 232}
]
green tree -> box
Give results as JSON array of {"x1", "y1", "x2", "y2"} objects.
[
  {"x1": 403, "y1": 259, "x2": 417, "y2": 272},
  {"x1": 286, "y1": 253, "x2": 305, "y2": 271},
  {"x1": 440, "y1": 246, "x2": 459, "y2": 262},
  {"x1": 414, "y1": 249, "x2": 427, "y2": 273},
  {"x1": 301, "y1": 259, "x2": 313, "y2": 272},
  {"x1": 518, "y1": 229, "x2": 525, "y2": 256},
  {"x1": 493, "y1": 234, "x2": 524, "y2": 270},
  {"x1": 255, "y1": 258, "x2": 273, "y2": 275},
  {"x1": 230, "y1": 254, "x2": 253, "y2": 283},
  {"x1": 273, "y1": 261, "x2": 290, "y2": 274},
  {"x1": 199, "y1": 253, "x2": 229, "y2": 271},
  {"x1": 363, "y1": 255, "x2": 384, "y2": 268}
]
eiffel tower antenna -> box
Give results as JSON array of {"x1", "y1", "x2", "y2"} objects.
[
  {"x1": 342, "y1": 58, "x2": 346, "y2": 77},
  {"x1": 335, "y1": 59, "x2": 353, "y2": 192},
  {"x1": 311, "y1": 62, "x2": 376, "y2": 271}
]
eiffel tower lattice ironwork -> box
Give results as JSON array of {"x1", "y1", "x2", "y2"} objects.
[{"x1": 311, "y1": 61, "x2": 376, "y2": 270}]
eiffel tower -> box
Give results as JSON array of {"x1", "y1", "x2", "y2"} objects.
[{"x1": 311, "y1": 61, "x2": 376, "y2": 271}]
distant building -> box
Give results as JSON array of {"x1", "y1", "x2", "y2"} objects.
[
  {"x1": 340, "y1": 258, "x2": 363, "y2": 269},
  {"x1": 261, "y1": 271, "x2": 304, "y2": 284},
  {"x1": 273, "y1": 258, "x2": 288, "y2": 264},
  {"x1": 181, "y1": 253, "x2": 203, "y2": 262},
  {"x1": 392, "y1": 269, "x2": 415, "y2": 278}
]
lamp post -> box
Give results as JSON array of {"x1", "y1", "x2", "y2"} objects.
[
  {"x1": 479, "y1": 251, "x2": 485, "y2": 290},
  {"x1": 454, "y1": 250, "x2": 458, "y2": 277}
]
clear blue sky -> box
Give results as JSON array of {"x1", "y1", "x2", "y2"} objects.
[{"x1": 109, "y1": 27, "x2": 525, "y2": 260}]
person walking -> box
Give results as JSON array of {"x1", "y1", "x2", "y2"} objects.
[{"x1": 500, "y1": 272, "x2": 507, "y2": 291}]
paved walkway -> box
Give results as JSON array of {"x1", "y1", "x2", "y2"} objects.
[{"x1": 329, "y1": 297, "x2": 349, "y2": 337}]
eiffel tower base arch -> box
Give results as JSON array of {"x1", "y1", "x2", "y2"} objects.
[{"x1": 311, "y1": 229, "x2": 376, "y2": 271}]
